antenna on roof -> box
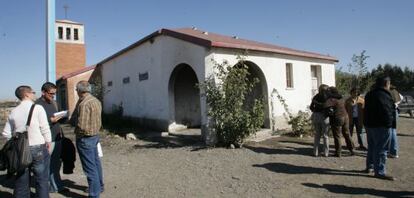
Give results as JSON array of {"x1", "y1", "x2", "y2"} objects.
[{"x1": 63, "y1": 4, "x2": 69, "y2": 19}]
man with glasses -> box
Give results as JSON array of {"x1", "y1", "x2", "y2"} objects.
[
  {"x1": 2, "y1": 85, "x2": 51, "y2": 197},
  {"x1": 36, "y1": 82, "x2": 69, "y2": 193}
]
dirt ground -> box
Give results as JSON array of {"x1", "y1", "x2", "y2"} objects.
[{"x1": 1, "y1": 116, "x2": 414, "y2": 198}]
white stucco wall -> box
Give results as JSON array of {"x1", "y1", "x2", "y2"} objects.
[
  {"x1": 208, "y1": 49, "x2": 336, "y2": 128},
  {"x1": 101, "y1": 35, "x2": 207, "y2": 129},
  {"x1": 101, "y1": 34, "x2": 336, "y2": 132}
]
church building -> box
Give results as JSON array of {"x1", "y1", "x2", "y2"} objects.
[{"x1": 95, "y1": 28, "x2": 338, "y2": 143}]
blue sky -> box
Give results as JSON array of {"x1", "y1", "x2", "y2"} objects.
[{"x1": 0, "y1": 0, "x2": 413, "y2": 100}]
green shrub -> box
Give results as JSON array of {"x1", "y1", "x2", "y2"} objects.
[
  {"x1": 287, "y1": 110, "x2": 313, "y2": 137},
  {"x1": 200, "y1": 57, "x2": 265, "y2": 147}
]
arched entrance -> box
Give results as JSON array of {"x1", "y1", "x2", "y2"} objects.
[
  {"x1": 236, "y1": 61, "x2": 270, "y2": 128},
  {"x1": 168, "y1": 64, "x2": 201, "y2": 128}
]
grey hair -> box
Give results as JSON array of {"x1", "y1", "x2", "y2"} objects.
[{"x1": 76, "y1": 81, "x2": 91, "y2": 93}]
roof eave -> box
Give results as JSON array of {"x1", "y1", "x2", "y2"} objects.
[
  {"x1": 98, "y1": 30, "x2": 162, "y2": 65},
  {"x1": 211, "y1": 42, "x2": 338, "y2": 62}
]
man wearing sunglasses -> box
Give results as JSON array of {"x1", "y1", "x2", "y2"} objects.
[{"x1": 36, "y1": 82, "x2": 69, "y2": 193}]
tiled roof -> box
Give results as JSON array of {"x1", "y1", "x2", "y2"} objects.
[
  {"x1": 57, "y1": 65, "x2": 96, "y2": 81},
  {"x1": 99, "y1": 28, "x2": 338, "y2": 65}
]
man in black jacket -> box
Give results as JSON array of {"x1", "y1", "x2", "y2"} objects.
[
  {"x1": 364, "y1": 76, "x2": 396, "y2": 181},
  {"x1": 36, "y1": 82, "x2": 69, "y2": 192}
]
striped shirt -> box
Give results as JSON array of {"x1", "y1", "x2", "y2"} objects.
[{"x1": 71, "y1": 93, "x2": 102, "y2": 137}]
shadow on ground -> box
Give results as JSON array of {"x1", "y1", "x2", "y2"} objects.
[
  {"x1": 245, "y1": 144, "x2": 314, "y2": 156},
  {"x1": 302, "y1": 183, "x2": 414, "y2": 198},
  {"x1": 245, "y1": 136, "x2": 366, "y2": 157},
  {"x1": 130, "y1": 130, "x2": 207, "y2": 151},
  {"x1": 398, "y1": 133, "x2": 414, "y2": 137},
  {"x1": 60, "y1": 179, "x2": 88, "y2": 197},
  {"x1": 0, "y1": 175, "x2": 87, "y2": 197},
  {"x1": 253, "y1": 162, "x2": 370, "y2": 178}
]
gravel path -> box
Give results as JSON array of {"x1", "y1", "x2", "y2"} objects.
[{"x1": 1, "y1": 116, "x2": 414, "y2": 198}]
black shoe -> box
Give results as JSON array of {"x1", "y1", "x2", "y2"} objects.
[
  {"x1": 374, "y1": 174, "x2": 396, "y2": 181},
  {"x1": 350, "y1": 150, "x2": 355, "y2": 156},
  {"x1": 84, "y1": 186, "x2": 104, "y2": 193},
  {"x1": 334, "y1": 153, "x2": 341, "y2": 158},
  {"x1": 58, "y1": 188, "x2": 70, "y2": 193},
  {"x1": 50, "y1": 187, "x2": 69, "y2": 193},
  {"x1": 364, "y1": 168, "x2": 373, "y2": 174},
  {"x1": 388, "y1": 154, "x2": 399, "y2": 158},
  {"x1": 358, "y1": 146, "x2": 367, "y2": 151}
]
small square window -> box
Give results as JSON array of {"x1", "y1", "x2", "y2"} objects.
[
  {"x1": 123, "y1": 77, "x2": 130, "y2": 84},
  {"x1": 139, "y1": 72, "x2": 149, "y2": 81},
  {"x1": 107, "y1": 81, "x2": 113, "y2": 87}
]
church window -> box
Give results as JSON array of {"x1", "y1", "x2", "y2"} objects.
[
  {"x1": 66, "y1": 28, "x2": 71, "y2": 40},
  {"x1": 74, "y1": 28, "x2": 79, "y2": 40},
  {"x1": 286, "y1": 63, "x2": 294, "y2": 88},
  {"x1": 58, "y1": 27, "x2": 63, "y2": 39}
]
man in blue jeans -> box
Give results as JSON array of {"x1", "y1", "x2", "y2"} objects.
[
  {"x1": 389, "y1": 85, "x2": 402, "y2": 158},
  {"x1": 2, "y1": 85, "x2": 52, "y2": 197},
  {"x1": 364, "y1": 76, "x2": 396, "y2": 181},
  {"x1": 36, "y1": 82, "x2": 69, "y2": 193},
  {"x1": 70, "y1": 81, "x2": 104, "y2": 197}
]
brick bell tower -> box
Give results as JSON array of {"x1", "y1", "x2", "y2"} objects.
[{"x1": 55, "y1": 20, "x2": 85, "y2": 78}]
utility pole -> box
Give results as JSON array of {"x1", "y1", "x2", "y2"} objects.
[{"x1": 46, "y1": 0, "x2": 56, "y2": 83}]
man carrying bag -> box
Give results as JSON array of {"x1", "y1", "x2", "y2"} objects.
[
  {"x1": 2, "y1": 85, "x2": 52, "y2": 198},
  {"x1": 2, "y1": 104, "x2": 35, "y2": 175}
]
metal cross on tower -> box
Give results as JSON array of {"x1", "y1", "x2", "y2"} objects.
[{"x1": 64, "y1": 4, "x2": 69, "y2": 19}]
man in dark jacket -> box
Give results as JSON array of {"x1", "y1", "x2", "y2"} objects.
[
  {"x1": 36, "y1": 82, "x2": 69, "y2": 192},
  {"x1": 364, "y1": 76, "x2": 396, "y2": 181}
]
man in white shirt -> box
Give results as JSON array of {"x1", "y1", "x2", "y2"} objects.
[{"x1": 2, "y1": 85, "x2": 52, "y2": 198}]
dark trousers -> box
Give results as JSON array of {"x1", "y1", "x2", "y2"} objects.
[
  {"x1": 366, "y1": 127, "x2": 392, "y2": 175},
  {"x1": 331, "y1": 116, "x2": 355, "y2": 156},
  {"x1": 14, "y1": 144, "x2": 50, "y2": 198},
  {"x1": 349, "y1": 117, "x2": 367, "y2": 148}
]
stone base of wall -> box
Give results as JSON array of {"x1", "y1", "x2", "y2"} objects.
[
  {"x1": 272, "y1": 116, "x2": 291, "y2": 131},
  {"x1": 103, "y1": 114, "x2": 170, "y2": 132}
]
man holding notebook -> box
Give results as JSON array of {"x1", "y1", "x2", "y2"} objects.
[{"x1": 36, "y1": 82, "x2": 69, "y2": 193}]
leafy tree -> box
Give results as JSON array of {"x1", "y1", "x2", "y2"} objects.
[
  {"x1": 368, "y1": 64, "x2": 414, "y2": 92},
  {"x1": 335, "y1": 69, "x2": 353, "y2": 95},
  {"x1": 199, "y1": 57, "x2": 265, "y2": 147},
  {"x1": 347, "y1": 50, "x2": 373, "y2": 93}
]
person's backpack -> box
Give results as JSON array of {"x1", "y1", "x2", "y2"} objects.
[{"x1": 1, "y1": 104, "x2": 35, "y2": 175}]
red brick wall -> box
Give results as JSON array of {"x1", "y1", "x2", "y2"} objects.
[
  {"x1": 56, "y1": 42, "x2": 86, "y2": 78},
  {"x1": 65, "y1": 70, "x2": 94, "y2": 116}
]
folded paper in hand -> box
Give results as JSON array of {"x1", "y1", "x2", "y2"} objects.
[{"x1": 54, "y1": 110, "x2": 68, "y2": 118}]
